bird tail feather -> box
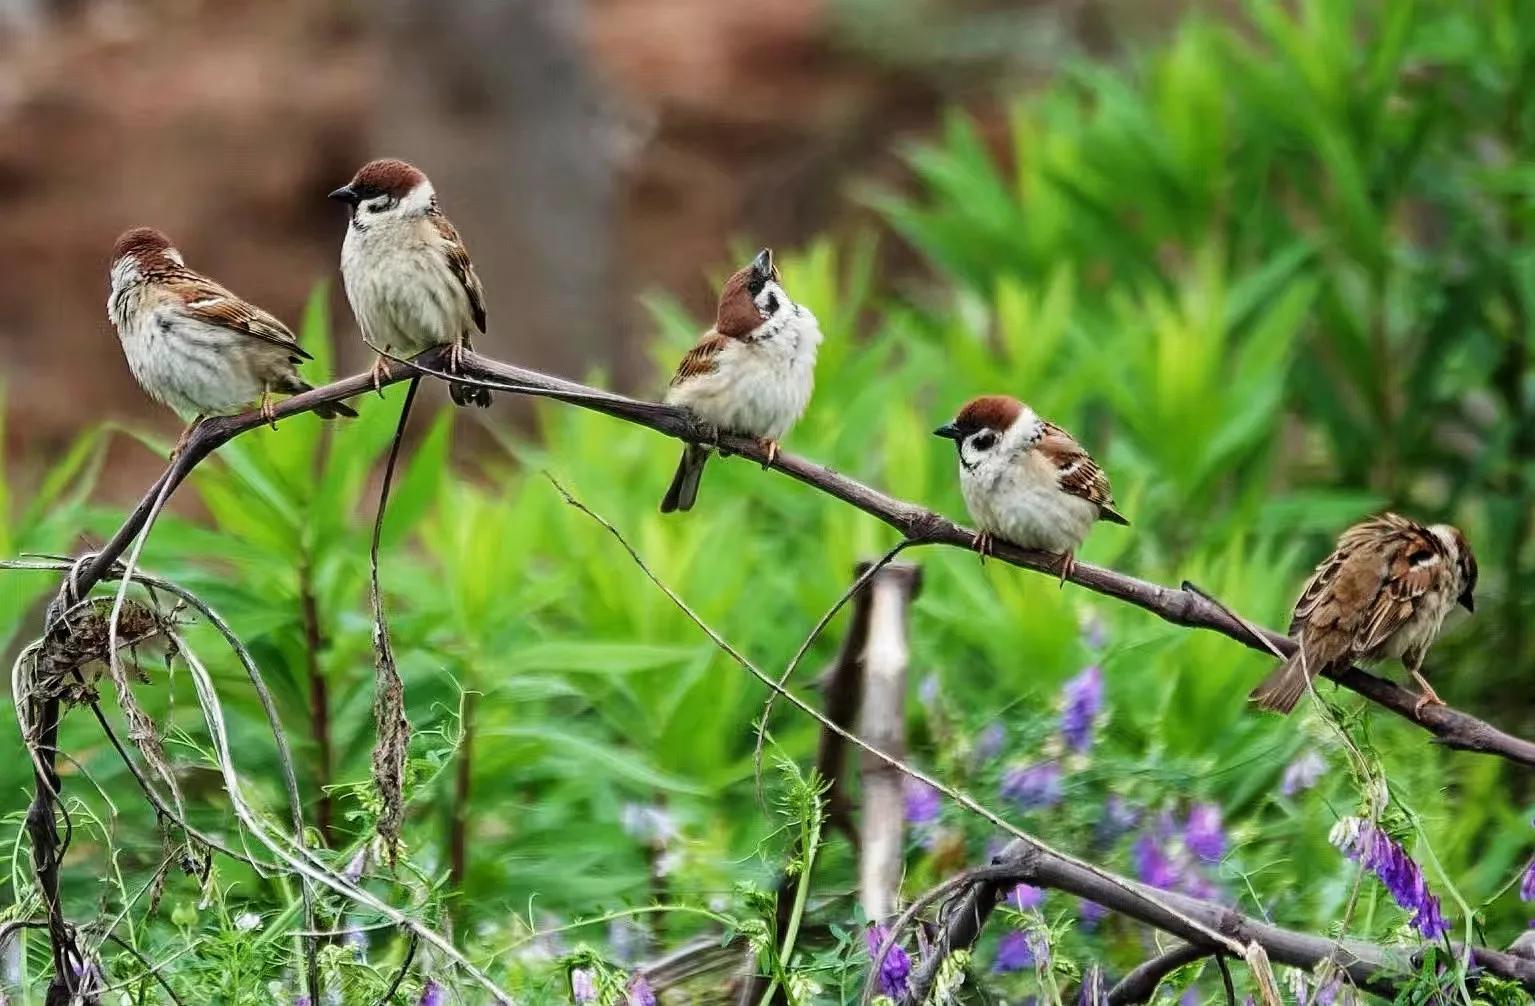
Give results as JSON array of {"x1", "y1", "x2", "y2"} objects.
[
  {"x1": 1249, "y1": 652, "x2": 1311, "y2": 715},
  {"x1": 660, "y1": 445, "x2": 710, "y2": 514}
]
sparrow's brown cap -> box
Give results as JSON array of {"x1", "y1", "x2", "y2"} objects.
[
  {"x1": 111, "y1": 227, "x2": 176, "y2": 264},
  {"x1": 329, "y1": 158, "x2": 429, "y2": 205},
  {"x1": 935, "y1": 395, "x2": 1024, "y2": 439}
]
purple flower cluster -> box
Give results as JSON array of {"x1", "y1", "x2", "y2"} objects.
[
  {"x1": 1132, "y1": 833, "x2": 1179, "y2": 890},
  {"x1": 1010, "y1": 883, "x2": 1044, "y2": 910},
  {"x1": 993, "y1": 929, "x2": 1049, "y2": 973},
  {"x1": 1281, "y1": 750, "x2": 1327, "y2": 797},
  {"x1": 1077, "y1": 899, "x2": 1107, "y2": 931},
  {"x1": 1129, "y1": 806, "x2": 1227, "y2": 899},
  {"x1": 904, "y1": 779, "x2": 942, "y2": 825},
  {"x1": 417, "y1": 980, "x2": 445, "y2": 1006},
  {"x1": 1059, "y1": 665, "x2": 1103, "y2": 752},
  {"x1": 1329, "y1": 817, "x2": 1448, "y2": 939},
  {"x1": 865, "y1": 923, "x2": 912, "y2": 997},
  {"x1": 571, "y1": 968, "x2": 597, "y2": 1003},
  {"x1": 626, "y1": 975, "x2": 656, "y2": 1006},
  {"x1": 1522, "y1": 859, "x2": 1535, "y2": 903},
  {"x1": 1001, "y1": 761, "x2": 1062, "y2": 811},
  {"x1": 1184, "y1": 803, "x2": 1225, "y2": 863}
]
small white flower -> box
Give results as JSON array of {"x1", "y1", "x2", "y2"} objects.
[{"x1": 234, "y1": 912, "x2": 261, "y2": 932}]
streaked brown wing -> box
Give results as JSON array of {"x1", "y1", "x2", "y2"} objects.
[
  {"x1": 669, "y1": 331, "x2": 730, "y2": 387},
  {"x1": 1037, "y1": 421, "x2": 1121, "y2": 517},
  {"x1": 1358, "y1": 525, "x2": 1444, "y2": 652},
  {"x1": 432, "y1": 213, "x2": 487, "y2": 333},
  {"x1": 173, "y1": 273, "x2": 309, "y2": 359},
  {"x1": 1289, "y1": 514, "x2": 1441, "y2": 670}
]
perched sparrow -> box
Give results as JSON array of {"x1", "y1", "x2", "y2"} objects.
[
  {"x1": 1250, "y1": 513, "x2": 1477, "y2": 716},
  {"x1": 329, "y1": 158, "x2": 491, "y2": 407},
  {"x1": 659, "y1": 249, "x2": 821, "y2": 513},
  {"x1": 108, "y1": 227, "x2": 357, "y2": 456},
  {"x1": 932, "y1": 396, "x2": 1128, "y2": 580}
]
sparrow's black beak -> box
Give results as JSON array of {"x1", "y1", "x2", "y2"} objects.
[
  {"x1": 328, "y1": 185, "x2": 360, "y2": 206},
  {"x1": 751, "y1": 248, "x2": 774, "y2": 283},
  {"x1": 1459, "y1": 590, "x2": 1475, "y2": 613},
  {"x1": 933, "y1": 422, "x2": 963, "y2": 441}
]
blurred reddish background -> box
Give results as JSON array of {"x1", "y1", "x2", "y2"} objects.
[{"x1": 0, "y1": 0, "x2": 1178, "y2": 493}]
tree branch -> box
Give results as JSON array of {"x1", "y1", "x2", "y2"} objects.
[
  {"x1": 906, "y1": 839, "x2": 1535, "y2": 1002},
  {"x1": 49, "y1": 349, "x2": 1535, "y2": 768},
  {"x1": 1108, "y1": 942, "x2": 1214, "y2": 1005}
]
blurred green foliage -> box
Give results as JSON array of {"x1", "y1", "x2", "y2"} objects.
[{"x1": 2, "y1": 0, "x2": 1534, "y2": 1002}]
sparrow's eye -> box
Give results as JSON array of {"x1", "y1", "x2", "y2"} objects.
[
  {"x1": 747, "y1": 275, "x2": 766, "y2": 297},
  {"x1": 970, "y1": 431, "x2": 997, "y2": 451},
  {"x1": 363, "y1": 195, "x2": 395, "y2": 214}
]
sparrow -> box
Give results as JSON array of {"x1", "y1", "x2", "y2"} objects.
[
  {"x1": 107, "y1": 227, "x2": 357, "y2": 456},
  {"x1": 932, "y1": 395, "x2": 1128, "y2": 580},
  {"x1": 659, "y1": 249, "x2": 821, "y2": 513},
  {"x1": 1250, "y1": 513, "x2": 1477, "y2": 716},
  {"x1": 329, "y1": 158, "x2": 491, "y2": 407}
]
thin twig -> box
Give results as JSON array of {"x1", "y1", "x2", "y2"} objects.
[
  {"x1": 369, "y1": 377, "x2": 419, "y2": 865},
  {"x1": 368, "y1": 931, "x2": 420, "y2": 1006}
]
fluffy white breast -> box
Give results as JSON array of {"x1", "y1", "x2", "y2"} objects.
[
  {"x1": 665, "y1": 302, "x2": 821, "y2": 440},
  {"x1": 340, "y1": 213, "x2": 469, "y2": 357},
  {"x1": 957, "y1": 412, "x2": 1096, "y2": 553}
]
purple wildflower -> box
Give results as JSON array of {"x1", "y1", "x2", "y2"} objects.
[
  {"x1": 294, "y1": 998, "x2": 311, "y2": 1006},
  {"x1": 1078, "y1": 899, "x2": 1107, "y2": 931},
  {"x1": 865, "y1": 923, "x2": 912, "y2": 997},
  {"x1": 905, "y1": 779, "x2": 942, "y2": 825},
  {"x1": 1001, "y1": 762, "x2": 1061, "y2": 811},
  {"x1": 993, "y1": 930, "x2": 1034, "y2": 973},
  {"x1": 571, "y1": 968, "x2": 597, "y2": 1003},
  {"x1": 1521, "y1": 859, "x2": 1535, "y2": 902},
  {"x1": 626, "y1": 975, "x2": 656, "y2": 1006},
  {"x1": 1281, "y1": 750, "x2": 1327, "y2": 797},
  {"x1": 1330, "y1": 817, "x2": 1449, "y2": 939},
  {"x1": 418, "y1": 979, "x2": 446, "y2": 1006},
  {"x1": 1132, "y1": 833, "x2": 1179, "y2": 890},
  {"x1": 1179, "y1": 990, "x2": 1199, "y2": 1006},
  {"x1": 1009, "y1": 883, "x2": 1044, "y2": 911},
  {"x1": 1059, "y1": 665, "x2": 1104, "y2": 752},
  {"x1": 1184, "y1": 803, "x2": 1226, "y2": 863},
  {"x1": 993, "y1": 930, "x2": 1049, "y2": 973}
]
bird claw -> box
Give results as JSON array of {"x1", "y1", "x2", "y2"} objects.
[
  {"x1": 259, "y1": 391, "x2": 278, "y2": 430},
  {"x1": 1055, "y1": 551, "x2": 1077, "y2": 587},
  {"x1": 1411, "y1": 671, "x2": 1445, "y2": 717},
  {"x1": 972, "y1": 531, "x2": 993, "y2": 565},
  {"x1": 449, "y1": 341, "x2": 465, "y2": 374},
  {"x1": 370, "y1": 356, "x2": 390, "y2": 397},
  {"x1": 759, "y1": 439, "x2": 779, "y2": 468}
]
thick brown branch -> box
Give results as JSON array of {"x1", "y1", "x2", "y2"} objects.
[
  {"x1": 905, "y1": 839, "x2": 1535, "y2": 1002},
  {"x1": 52, "y1": 347, "x2": 1535, "y2": 769}
]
